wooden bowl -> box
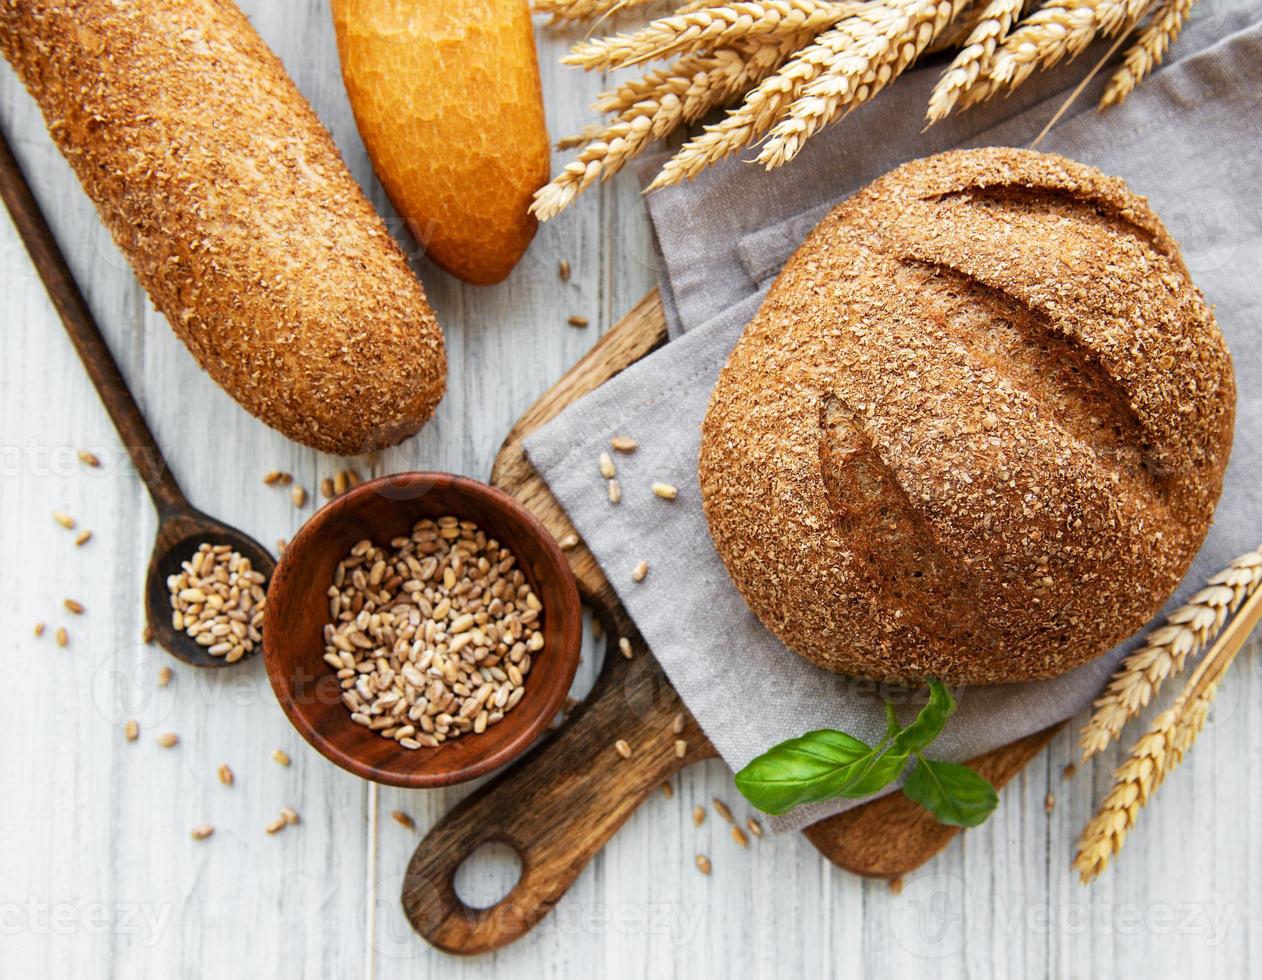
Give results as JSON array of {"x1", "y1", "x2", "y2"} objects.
[{"x1": 263, "y1": 472, "x2": 582, "y2": 788}]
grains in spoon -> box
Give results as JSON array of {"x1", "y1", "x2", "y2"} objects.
[{"x1": 167, "y1": 543, "x2": 265, "y2": 663}]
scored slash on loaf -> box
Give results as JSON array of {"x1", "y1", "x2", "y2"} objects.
[{"x1": 699, "y1": 148, "x2": 1235, "y2": 685}]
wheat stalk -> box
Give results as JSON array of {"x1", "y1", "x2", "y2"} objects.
[
  {"x1": 1079, "y1": 545, "x2": 1262, "y2": 760},
  {"x1": 1099, "y1": 0, "x2": 1195, "y2": 107},
  {"x1": 1074, "y1": 573, "x2": 1262, "y2": 884},
  {"x1": 563, "y1": 0, "x2": 857, "y2": 69},
  {"x1": 533, "y1": 40, "x2": 799, "y2": 219},
  {"x1": 757, "y1": 0, "x2": 967, "y2": 168},
  {"x1": 534, "y1": 0, "x2": 663, "y2": 22},
  {"x1": 926, "y1": 0, "x2": 1024, "y2": 121}
]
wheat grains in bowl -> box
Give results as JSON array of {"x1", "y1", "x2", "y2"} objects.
[
  {"x1": 167, "y1": 544, "x2": 266, "y2": 663},
  {"x1": 324, "y1": 517, "x2": 542, "y2": 750}
]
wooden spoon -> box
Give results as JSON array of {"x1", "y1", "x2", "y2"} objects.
[{"x1": 0, "y1": 126, "x2": 274, "y2": 668}]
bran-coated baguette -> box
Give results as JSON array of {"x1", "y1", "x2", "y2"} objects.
[{"x1": 0, "y1": 0, "x2": 446, "y2": 454}]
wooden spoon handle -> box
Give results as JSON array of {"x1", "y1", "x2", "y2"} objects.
[
  {"x1": 0, "y1": 126, "x2": 188, "y2": 516},
  {"x1": 401, "y1": 615, "x2": 715, "y2": 956}
]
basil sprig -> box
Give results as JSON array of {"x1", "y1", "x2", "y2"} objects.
[{"x1": 733, "y1": 680, "x2": 998, "y2": 827}]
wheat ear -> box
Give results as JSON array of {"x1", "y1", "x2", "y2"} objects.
[
  {"x1": 563, "y1": 1, "x2": 857, "y2": 70},
  {"x1": 649, "y1": 25, "x2": 877, "y2": 189},
  {"x1": 1099, "y1": 0, "x2": 1194, "y2": 107},
  {"x1": 964, "y1": 0, "x2": 1146, "y2": 106},
  {"x1": 1079, "y1": 545, "x2": 1262, "y2": 760},
  {"x1": 756, "y1": 0, "x2": 967, "y2": 168},
  {"x1": 534, "y1": 0, "x2": 661, "y2": 22},
  {"x1": 532, "y1": 41, "x2": 798, "y2": 219},
  {"x1": 1073, "y1": 576, "x2": 1262, "y2": 884},
  {"x1": 926, "y1": 0, "x2": 1024, "y2": 122}
]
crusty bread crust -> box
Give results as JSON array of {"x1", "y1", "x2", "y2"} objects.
[
  {"x1": 332, "y1": 0, "x2": 549, "y2": 286},
  {"x1": 700, "y1": 148, "x2": 1235, "y2": 685},
  {"x1": 0, "y1": 0, "x2": 446, "y2": 454}
]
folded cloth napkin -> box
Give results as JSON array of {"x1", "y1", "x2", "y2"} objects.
[{"x1": 526, "y1": 3, "x2": 1262, "y2": 832}]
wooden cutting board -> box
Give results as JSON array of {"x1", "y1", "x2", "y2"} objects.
[{"x1": 401, "y1": 290, "x2": 1062, "y2": 955}]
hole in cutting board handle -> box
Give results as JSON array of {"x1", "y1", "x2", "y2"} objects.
[{"x1": 453, "y1": 841, "x2": 524, "y2": 910}]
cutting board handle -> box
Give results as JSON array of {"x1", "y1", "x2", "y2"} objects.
[{"x1": 401, "y1": 611, "x2": 716, "y2": 956}]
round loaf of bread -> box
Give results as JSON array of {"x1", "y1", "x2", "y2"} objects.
[{"x1": 699, "y1": 148, "x2": 1235, "y2": 685}]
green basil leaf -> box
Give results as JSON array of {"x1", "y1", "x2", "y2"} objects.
[
  {"x1": 835, "y1": 744, "x2": 909, "y2": 798},
  {"x1": 892, "y1": 679, "x2": 956, "y2": 755},
  {"x1": 735, "y1": 729, "x2": 899, "y2": 815},
  {"x1": 902, "y1": 757, "x2": 999, "y2": 828}
]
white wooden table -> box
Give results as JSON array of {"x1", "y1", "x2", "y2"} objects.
[{"x1": 1, "y1": 3, "x2": 1257, "y2": 976}]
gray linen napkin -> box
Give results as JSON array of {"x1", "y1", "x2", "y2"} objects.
[{"x1": 526, "y1": 4, "x2": 1262, "y2": 832}]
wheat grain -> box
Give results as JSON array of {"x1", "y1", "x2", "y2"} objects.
[
  {"x1": 926, "y1": 0, "x2": 1024, "y2": 121},
  {"x1": 1099, "y1": 0, "x2": 1193, "y2": 107},
  {"x1": 925, "y1": 0, "x2": 980, "y2": 52},
  {"x1": 534, "y1": 0, "x2": 661, "y2": 22},
  {"x1": 758, "y1": 0, "x2": 966, "y2": 167},
  {"x1": 564, "y1": 1, "x2": 858, "y2": 71},
  {"x1": 1079, "y1": 545, "x2": 1262, "y2": 760}
]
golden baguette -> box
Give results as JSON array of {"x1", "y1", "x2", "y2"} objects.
[
  {"x1": 0, "y1": 0, "x2": 446, "y2": 454},
  {"x1": 332, "y1": 0, "x2": 550, "y2": 286}
]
